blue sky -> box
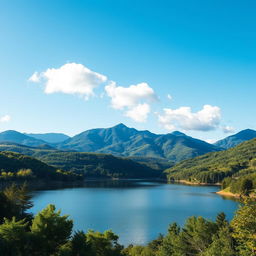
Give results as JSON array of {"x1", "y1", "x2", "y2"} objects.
[{"x1": 0, "y1": 0, "x2": 255, "y2": 142}]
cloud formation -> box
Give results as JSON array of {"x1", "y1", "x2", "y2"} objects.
[
  {"x1": 29, "y1": 63, "x2": 107, "y2": 99},
  {"x1": 222, "y1": 125, "x2": 235, "y2": 133},
  {"x1": 105, "y1": 82, "x2": 157, "y2": 109},
  {"x1": 105, "y1": 82, "x2": 157, "y2": 122},
  {"x1": 0, "y1": 115, "x2": 11, "y2": 123},
  {"x1": 125, "y1": 103, "x2": 151, "y2": 123},
  {"x1": 158, "y1": 105, "x2": 221, "y2": 131},
  {"x1": 29, "y1": 62, "x2": 228, "y2": 128}
]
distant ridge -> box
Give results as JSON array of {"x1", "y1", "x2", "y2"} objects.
[
  {"x1": 214, "y1": 129, "x2": 256, "y2": 149},
  {"x1": 26, "y1": 133, "x2": 70, "y2": 143},
  {"x1": 57, "y1": 123, "x2": 221, "y2": 162},
  {"x1": 0, "y1": 130, "x2": 47, "y2": 147}
]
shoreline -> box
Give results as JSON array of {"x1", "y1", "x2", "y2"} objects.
[
  {"x1": 169, "y1": 179, "x2": 220, "y2": 186},
  {"x1": 216, "y1": 190, "x2": 241, "y2": 198},
  {"x1": 216, "y1": 189, "x2": 256, "y2": 199}
]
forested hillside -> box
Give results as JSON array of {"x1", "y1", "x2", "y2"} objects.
[
  {"x1": 166, "y1": 138, "x2": 256, "y2": 185},
  {"x1": 0, "y1": 143, "x2": 166, "y2": 177},
  {"x1": 37, "y1": 152, "x2": 161, "y2": 178},
  {"x1": 0, "y1": 151, "x2": 79, "y2": 181}
]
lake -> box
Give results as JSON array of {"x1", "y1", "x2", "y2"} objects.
[{"x1": 30, "y1": 180, "x2": 239, "y2": 245}]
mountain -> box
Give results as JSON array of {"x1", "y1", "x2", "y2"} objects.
[
  {"x1": 166, "y1": 138, "x2": 256, "y2": 184},
  {"x1": 26, "y1": 133, "x2": 70, "y2": 143},
  {"x1": 214, "y1": 129, "x2": 256, "y2": 149},
  {"x1": 0, "y1": 130, "x2": 47, "y2": 147},
  {"x1": 57, "y1": 123, "x2": 221, "y2": 162}
]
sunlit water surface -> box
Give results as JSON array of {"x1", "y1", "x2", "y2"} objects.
[{"x1": 31, "y1": 180, "x2": 239, "y2": 245}]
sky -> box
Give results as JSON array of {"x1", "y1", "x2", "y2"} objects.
[{"x1": 0, "y1": 0, "x2": 256, "y2": 142}]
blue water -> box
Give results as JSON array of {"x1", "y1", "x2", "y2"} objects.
[{"x1": 30, "y1": 180, "x2": 239, "y2": 245}]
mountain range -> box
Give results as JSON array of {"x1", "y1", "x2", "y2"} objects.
[
  {"x1": 214, "y1": 129, "x2": 256, "y2": 149},
  {"x1": 26, "y1": 133, "x2": 70, "y2": 143},
  {"x1": 0, "y1": 124, "x2": 255, "y2": 162},
  {"x1": 55, "y1": 123, "x2": 221, "y2": 162}
]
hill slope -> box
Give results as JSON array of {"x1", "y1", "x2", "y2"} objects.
[
  {"x1": 0, "y1": 143, "x2": 162, "y2": 178},
  {"x1": 214, "y1": 129, "x2": 256, "y2": 149},
  {"x1": 0, "y1": 151, "x2": 69, "y2": 180},
  {"x1": 0, "y1": 130, "x2": 47, "y2": 147},
  {"x1": 26, "y1": 133, "x2": 70, "y2": 143},
  {"x1": 166, "y1": 138, "x2": 256, "y2": 183},
  {"x1": 57, "y1": 123, "x2": 221, "y2": 162},
  {"x1": 37, "y1": 152, "x2": 161, "y2": 179}
]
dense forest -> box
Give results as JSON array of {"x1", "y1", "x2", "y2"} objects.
[
  {"x1": 0, "y1": 143, "x2": 168, "y2": 177},
  {"x1": 0, "y1": 184, "x2": 255, "y2": 256},
  {"x1": 37, "y1": 151, "x2": 162, "y2": 179},
  {"x1": 0, "y1": 151, "x2": 80, "y2": 182},
  {"x1": 166, "y1": 138, "x2": 256, "y2": 183}
]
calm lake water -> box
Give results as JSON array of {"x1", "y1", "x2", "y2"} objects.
[{"x1": 30, "y1": 180, "x2": 239, "y2": 245}]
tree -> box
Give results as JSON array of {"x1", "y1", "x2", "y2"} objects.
[
  {"x1": 203, "y1": 222, "x2": 235, "y2": 256},
  {"x1": 85, "y1": 230, "x2": 123, "y2": 256},
  {"x1": 3, "y1": 183, "x2": 33, "y2": 220},
  {"x1": 30, "y1": 204, "x2": 73, "y2": 256},
  {"x1": 71, "y1": 231, "x2": 90, "y2": 256},
  {"x1": 158, "y1": 222, "x2": 180, "y2": 256},
  {"x1": 231, "y1": 201, "x2": 256, "y2": 256},
  {"x1": 240, "y1": 178, "x2": 253, "y2": 195},
  {"x1": 216, "y1": 212, "x2": 228, "y2": 229},
  {"x1": 0, "y1": 217, "x2": 28, "y2": 256}
]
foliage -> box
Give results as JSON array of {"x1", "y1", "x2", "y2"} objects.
[
  {"x1": 38, "y1": 151, "x2": 161, "y2": 178},
  {"x1": 0, "y1": 151, "x2": 82, "y2": 182},
  {"x1": 30, "y1": 204, "x2": 73, "y2": 256},
  {"x1": 0, "y1": 183, "x2": 33, "y2": 222},
  {"x1": 0, "y1": 144, "x2": 163, "y2": 178},
  {"x1": 231, "y1": 201, "x2": 256, "y2": 256},
  {"x1": 166, "y1": 138, "x2": 256, "y2": 184}
]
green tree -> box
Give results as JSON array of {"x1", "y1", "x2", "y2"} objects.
[
  {"x1": 30, "y1": 204, "x2": 73, "y2": 256},
  {"x1": 0, "y1": 217, "x2": 28, "y2": 256},
  {"x1": 240, "y1": 178, "x2": 253, "y2": 195},
  {"x1": 85, "y1": 230, "x2": 123, "y2": 256},
  {"x1": 231, "y1": 201, "x2": 256, "y2": 256},
  {"x1": 203, "y1": 225, "x2": 235, "y2": 256},
  {"x1": 3, "y1": 183, "x2": 33, "y2": 220},
  {"x1": 71, "y1": 231, "x2": 90, "y2": 256}
]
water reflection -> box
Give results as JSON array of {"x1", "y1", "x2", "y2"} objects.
[{"x1": 31, "y1": 180, "x2": 239, "y2": 245}]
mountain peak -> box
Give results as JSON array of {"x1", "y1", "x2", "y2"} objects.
[
  {"x1": 214, "y1": 128, "x2": 256, "y2": 149},
  {"x1": 114, "y1": 123, "x2": 128, "y2": 129},
  {"x1": 1, "y1": 130, "x2": 21, "y2": 135},
  {"x1": 171, "y1": 131, "x2": 186, "y2": 136},
  {"x1": 236, "y1": 129, "x2": 256, "y2": 135}
]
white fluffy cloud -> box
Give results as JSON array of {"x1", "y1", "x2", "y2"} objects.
[
  {"x1": 125, "y1": 103, "x2": 151, "y2": 123},
  {"x1": 29, "y1": 63, "x2": 107, "y2": 99},
  {"x1": 105, "y1": 82, "x2": 157, "y2": 122},
  {"x1": 0, "y1": 115, "x2": 11, "y2": 123},
  {"x1": 222, "y1": 125, "x2": 235, "y2": 133},
  {"x1": 105, "y1": 82, "x2": 157, "y2": 109},
  {"x1": 158, "y1": 105, "x2": 221, "y2": 131}
]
